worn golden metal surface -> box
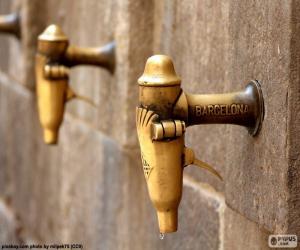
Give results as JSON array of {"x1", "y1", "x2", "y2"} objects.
[
  {"x1": 36, "y1": 24, "x2": 115, "y2": 144},
  {"x1": 136, "y1": 55, "x2": 264, "y2": 233},
  {"x1": 0, "y1": 12, "x2": 20, "y2": 38}
]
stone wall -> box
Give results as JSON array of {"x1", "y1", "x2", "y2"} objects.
[{"x1": 0, "y1": 0, "x2": 299, "y2": 249}]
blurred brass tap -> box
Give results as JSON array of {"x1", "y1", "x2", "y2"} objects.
[
  {"x1": 0, "y1": 12, "x2": 20, "y2": 38},
  {"x1": 36, "y1": 24, "x2": 115, "y2": 144}
]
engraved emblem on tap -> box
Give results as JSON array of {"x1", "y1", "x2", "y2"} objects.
[
  {"x1": 136, "y1": 107, "x2": 159, "y2": 180},
  {"x1": 141, "y1": 154, "x2": 153, "y2": 179},
  {"x1": 195, "y1": 103, "x2": 249, "y2": 116}
]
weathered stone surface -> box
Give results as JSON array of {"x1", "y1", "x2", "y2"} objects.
[
  {"x1": 0, "y1": 71, "x2": 64, "y2": 241},
  {"x1": 53, "y1": 114, "x2": 125, "y2": 248},
  {"x1": 0, "y1": 71, "x2": 37, "y2": 199},
  {"x1": 224, "y1": 206, "x2": 270, "y2": 250},
  {"x1": 287, "y1": 0, "x2": 300, "y2": 236},
  {"x1": 0, "y1": 0, "x2": 11, "y2": 72},
  {"x1": 19, "y1": 0, "x2": 47, "y2": 89},
  {"x1": 0, "y1": 0, "x2": 45, "y2": 89},
  {"x1": 225, "y1": 0, "x2": 292, "y2": 234},
  {"x1": 0, "y1": 199, "x2": 21, "y2": 243}
]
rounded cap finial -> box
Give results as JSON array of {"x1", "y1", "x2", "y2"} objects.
[
  {"x1": 38, "y1": 24, "x2": 68, "y2": 42},
  {"x1": 138, "y1": 55, "x2": 181, "y2": 86}
]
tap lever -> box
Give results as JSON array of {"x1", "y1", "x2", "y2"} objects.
[
  {"x1": 66, "y1": 87, "x2": 96, "y2": 107},
  {"x1": 184, "y1": 147, "x2": 223, "y2": 180}
]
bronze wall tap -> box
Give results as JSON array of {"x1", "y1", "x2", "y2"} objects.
[
  {"x1": 36, "y1": 24, "x2": 115, "y2": 144},
  {"x1": 0, "y1": 12, "x2": 20, "y2": 38},
  {"x1": 136, "y1": 55, "x2": 264, "y2": 234}
]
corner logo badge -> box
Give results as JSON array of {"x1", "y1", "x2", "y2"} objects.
[{"x1": 268, "y1": 235, "x2": 297, "y2": 248}]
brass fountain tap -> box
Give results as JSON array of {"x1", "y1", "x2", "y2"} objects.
[
  {"x1": 136, "y1": 55, "x2": 264, "y2": 233},
  {"x1": 36, "y1": 24, "x2": 115, "y2": 144},
  {"x1": 0, "y1": 12, "x2": 20, "y2": 38}
]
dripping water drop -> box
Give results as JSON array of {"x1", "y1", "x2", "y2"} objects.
[{"x1": 159, "y1": 233, "x2": 165, "y2": 240}]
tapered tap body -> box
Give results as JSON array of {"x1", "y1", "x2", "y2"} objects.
[{"x1": 36, "y1": 25, "x2": 69, "y2": 144}]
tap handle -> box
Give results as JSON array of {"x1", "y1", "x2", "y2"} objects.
[
  {"x1": 183, "y1": 147, "x2": 223, "y2": 180},
  {"x1": 65, "y1": 87, "x2": 96, "y2": 107},
  {"x1": 151, "y1": 120, "x2": 185, "y2": 140}
]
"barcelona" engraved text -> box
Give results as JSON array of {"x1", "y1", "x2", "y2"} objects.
[{"x1": 195, "y1": 103, "x2": 249, "y2": 116}]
